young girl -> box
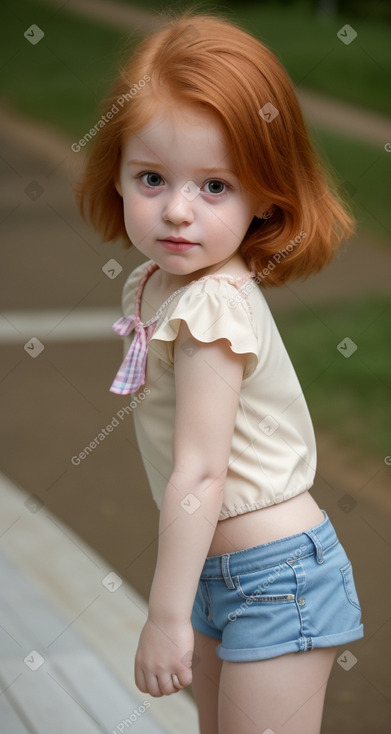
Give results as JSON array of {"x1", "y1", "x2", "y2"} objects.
[{"x1": 77, "y1": 9, "x2": 364, "y2": 733}]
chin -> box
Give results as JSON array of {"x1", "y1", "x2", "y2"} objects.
[{"x1": 157, "y1": 256, "x2": 199, "y2": 272}]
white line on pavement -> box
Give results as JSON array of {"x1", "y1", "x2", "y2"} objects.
[{"x1": 0, "y1": 309, "x2": 121, "y2": 342}]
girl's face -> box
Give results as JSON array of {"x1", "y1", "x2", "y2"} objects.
[{"x1": 116, "y1": 102, "x2": 267, "y2": 278}]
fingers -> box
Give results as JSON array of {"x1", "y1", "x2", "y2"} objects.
[
  {"x1": 136, "y1": 668, "x2": 193, "y2": 697},
  {"x1": 134, "y1": 666, "x2": 151, "y2": 695},
  {"x1": 176, "y1": 666, "x2": 193, "y2": 689}
]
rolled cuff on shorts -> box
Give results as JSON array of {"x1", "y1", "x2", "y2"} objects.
[{"x1": 217, "y1": 625, "x2": 364, "y2": 662}]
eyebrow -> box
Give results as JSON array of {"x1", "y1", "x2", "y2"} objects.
[{"x1": 126, "y1": 159, "x2": 235, "y2": 175}]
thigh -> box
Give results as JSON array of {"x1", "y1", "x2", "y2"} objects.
[
  {"x1": 218, "y1": 647, "x2": 337, "y2": 734},
  {"x1": 191, "y1": 630, "x2": 223, "y2": 734}
]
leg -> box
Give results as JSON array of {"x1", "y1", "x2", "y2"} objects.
[
  {"x1": 218, "y1": 647, "x2": 337, "y2": 734},
  {"x1": 191, "y1": 630, "x2": 223, "y2": 734}
]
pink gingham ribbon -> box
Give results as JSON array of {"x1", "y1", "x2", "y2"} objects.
[
  {"x1": 109, "y1": 262, "x2": 256, "y2": 395},
  {"x1": 109, "y1": 314, "x2": 158, "y2": 394}
]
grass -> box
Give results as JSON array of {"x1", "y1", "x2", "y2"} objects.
[
  {"x1": 309, "y1": 127, "x2": 391, "y2": 244},
  {"x1": 238, "y1": 2, "x2": 391, "y2": 117},
  {"x1": 1, "y1": 0, "x2": 134, "y2": 138},
  {"x1": 274, "y1": 296, "x2": 391, "y2": 459}
]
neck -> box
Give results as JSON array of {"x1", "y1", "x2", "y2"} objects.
[{"x1": 156, "y1": 253, "x2": 245, "y2": 290}]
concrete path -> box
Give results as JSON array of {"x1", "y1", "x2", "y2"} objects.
[{"x1": 0, "y1": 471, "x2": 198, "y2": 733}]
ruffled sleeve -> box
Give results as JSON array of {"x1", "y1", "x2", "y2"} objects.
[{"x1": 149, "y1": 276, "x2": 259, "y2": 380}]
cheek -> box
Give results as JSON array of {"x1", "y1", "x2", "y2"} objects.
[
  {"x1": 206, "y1": 202, "x2": 248, "y2": 240},
  {"x1": 229, "y1": 200, "x2": 257, "y2": 235},
  {"x1": 122, "y1": 195, "x2": 153, "y2": 235}
]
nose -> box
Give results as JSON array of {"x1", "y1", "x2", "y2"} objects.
[{"x1": 162, "y1": 185, "x2": 196, "y2": 225}]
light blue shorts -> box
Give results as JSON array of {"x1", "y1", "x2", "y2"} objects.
[{"x1": 191, "y1": 511, "x2": 364, "y2": 661}]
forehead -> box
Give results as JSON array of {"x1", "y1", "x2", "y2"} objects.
[{"x1": 122, "y1": 102, "x2": 233, "y2": 170}]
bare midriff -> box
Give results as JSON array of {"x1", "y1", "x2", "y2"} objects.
[{"x1": 207, "y1": 490, "x2": 325, "y2": 557}]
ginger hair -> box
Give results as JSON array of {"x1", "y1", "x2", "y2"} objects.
[{"x1": 75, "y1": 7, "x2": 355, "y2": 286}]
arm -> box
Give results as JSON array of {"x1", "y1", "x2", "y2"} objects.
[{"x1": 134, "y1": 320, "x2": 247, "y2": 696}]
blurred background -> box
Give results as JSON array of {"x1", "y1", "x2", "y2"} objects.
[{"x1": 1, "y1": 0, "x2": 390, "y2": 732}]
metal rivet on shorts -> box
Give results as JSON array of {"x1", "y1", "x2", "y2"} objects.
[{"x1": 298, "y1": 597, "x2": 306, "y2": 606}]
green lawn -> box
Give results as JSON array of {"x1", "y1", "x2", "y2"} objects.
[
  {"x1": 274, "y1": 296, "x2": 390, "y2": 459},
  {"x1": 237, "y1": 3, "x2": 391, "y2": 117},
  {"x1": 309, "y1": 128, "x2": 391, "y2": 244},
  {"x1": 1, "y1": 0, "x2": 130, "y2": 137}
]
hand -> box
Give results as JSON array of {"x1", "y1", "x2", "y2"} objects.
[{"x1": 134, "y1": 617, "x2": 194, "y2": 697}]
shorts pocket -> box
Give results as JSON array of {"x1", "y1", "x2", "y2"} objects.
[
  {"x1": 340, "y1": 561, "x2": 361, "y2": 610},
  {"x1": 233, "y1": 565, "x2": 296, "y2": 603}
]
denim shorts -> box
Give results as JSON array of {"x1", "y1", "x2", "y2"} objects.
[{"x1": 191, "y1": 511, "x2": 364, "y2": 661}]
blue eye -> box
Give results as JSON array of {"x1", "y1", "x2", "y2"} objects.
[
  {"x1": 204, "y1": 180, "x2": 226, "y2": 195},
  {"x1": 141, "y1": 172, "x2": 163, "y2": 187}
]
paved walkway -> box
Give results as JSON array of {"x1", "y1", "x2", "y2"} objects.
[{"x1": 0, "y1": 471, "x2": 198, "y2": 733}]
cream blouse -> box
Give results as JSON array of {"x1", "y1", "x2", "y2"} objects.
[{"x1": 110, "y1": 259, "x2": 317, "y2": 520}]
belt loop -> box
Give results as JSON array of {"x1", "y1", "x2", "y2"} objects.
[
  {"x1": 304, "y1": 529, "x2": 324, "y2": 564},
  {"x1": 221, "y1": 554, "x2": 235, "y2": 589}
]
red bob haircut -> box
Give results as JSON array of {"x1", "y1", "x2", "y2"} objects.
[{"x1": 75, "y1": 8, "x2": 355, "y2": 287}]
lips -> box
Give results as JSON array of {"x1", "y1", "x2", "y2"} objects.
[
  {"x1": 158, "y1": 237, "x2": 199, "y2": 252},
  {"x1": 159, "y1": 237, "x2": 197, "y2": 244}
]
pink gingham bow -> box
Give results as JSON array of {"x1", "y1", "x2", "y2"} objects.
[{"x1": 109, "y1": 314, "x2": 158, "y2": 394}]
